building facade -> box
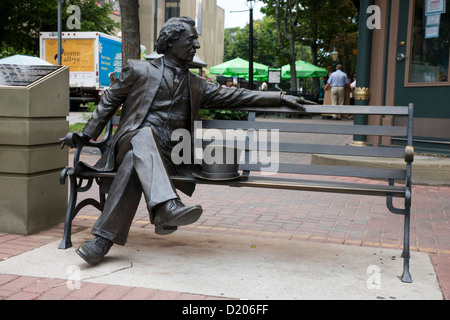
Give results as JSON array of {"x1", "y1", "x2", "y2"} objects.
[
  {"x1": 138, "y1": 0, "x2": 225, "y2": 67},
  {"x1": 365, "y1": 0, "x2": 449, "y2": 153}
]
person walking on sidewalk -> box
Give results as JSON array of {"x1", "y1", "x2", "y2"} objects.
[{"x1": 324, "y1": 64, "x2": 350, "y2": 119}]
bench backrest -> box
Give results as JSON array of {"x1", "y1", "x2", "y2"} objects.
[
  {"x1": 199, "y1": 104, "x2": 414, "y2": 182},
  {"x1": 106, "y1": 104, "x2": 413, "y2": 183}
]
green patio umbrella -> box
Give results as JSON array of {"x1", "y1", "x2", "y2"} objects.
[
  {"x1": 210, "y1": 57, "x2": 268, "y2": 81},
  {"x1": 281, "y1": 60, "x2": 328, "y2": 79}
]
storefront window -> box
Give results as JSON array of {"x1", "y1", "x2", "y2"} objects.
[
  {"x1": 409, "y1": 0, "x2": 449, "y2": 83},
  {"x1": 165, "y1": 0, "x2": 180, "y2": 21}
]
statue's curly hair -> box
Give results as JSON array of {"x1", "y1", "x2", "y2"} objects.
[{"x1": 155, "y1": 16, "x2": 196, "y2": 54}]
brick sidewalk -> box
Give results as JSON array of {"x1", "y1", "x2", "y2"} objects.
[
  {"x1": 0, "y1": 273, "x2": 232, "y2": 300},
  {"x1": 1, "y1": 180, "x2": 449, "y2": 300},
  {"x1": 1, "y1": 117, "x2": 449, "y2": 300}
]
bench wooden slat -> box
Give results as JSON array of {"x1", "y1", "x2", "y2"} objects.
[
  {"x1": 308, "y1": 105, "x2": 410, "y2": 115},
  {"x1": 264, "y1": 143, "x2": 405, "y2": 158},
  {"x1": 75, "y1": 163, "x2": 406, "y2": 181},
  {"x1": 238, "y1": 163, "x2": 407, "y2": 180},
  {"x1": 169, "y1": 175, "x2": 406, "y2": 197},
  {"x1": 200, "y1": 141, "x2": 406, "y2": 158},
  {"x1": 201, "y1": 120, "x2": 408, "y2": 137},
  {"x1": 76, "y1": 171, "x2": 116, "y2": 178},
  {"x1": 205, "y1": 105, "x2": 410, "y2": 115}
]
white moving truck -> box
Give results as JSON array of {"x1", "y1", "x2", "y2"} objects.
[{"x1": 39, "y1": 31, "x2": 122, "y2": 110}]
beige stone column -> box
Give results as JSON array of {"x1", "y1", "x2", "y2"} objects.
[{"x1": 0, "y1": 66, "x2": 69, "y2": 235}]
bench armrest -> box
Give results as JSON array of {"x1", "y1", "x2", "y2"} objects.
[
  {"x1": 61, "y1": 119, "x2": 114, "y2": 163},
  {"x1": 60, "y1": 132, "x2": 87, "y2": 149}
]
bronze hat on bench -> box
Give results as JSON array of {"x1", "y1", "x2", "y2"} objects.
[{"x1": 193, "y1": 145, "x2": 247, "y2": 181}]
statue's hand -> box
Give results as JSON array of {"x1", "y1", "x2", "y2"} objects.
[
  {"x1": 281, "y1": 94, "x2": 316, "y2": 112},
  {"x1": 60, "y1": 132, "x2": 90, "y2": 149}
]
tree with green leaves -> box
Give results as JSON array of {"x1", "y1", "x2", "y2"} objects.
[
  {"x1": 223, "y1": 16, "x2": 311, "y2": 92},
  {"x1": 0, "y1": 0, "x2": 120, "y2": 58},
  {"x1": 224, "y1": 17, "x2": 283, "y2": 68},
  {"x1": 260, "y1": 0, "x2": 358, "y2": 92},
  {"x1": 302, "y1": 0, "x2": 358, "y2": 74},
  {"x1": 256, "y1": 0, "x2": 301, "y2": 91},
  {"x1": 296, "y1": 0, "x2": 358, "y2": 93}
]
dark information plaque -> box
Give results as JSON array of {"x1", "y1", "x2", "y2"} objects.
[{"x1": 0, "y1": 64, "x2": 63, "y2": 87}]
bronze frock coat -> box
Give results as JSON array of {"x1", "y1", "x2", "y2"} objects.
[
  {"x1": 81, "y1": 57, "x2": 283, "y2": 192},
  {"x1": 79, "y1": 57, "x2": 284, "y2": 244}
]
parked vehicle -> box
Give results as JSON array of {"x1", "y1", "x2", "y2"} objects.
[{"x1": 40, "y1": 31, "x2": 123, "y2": 110}]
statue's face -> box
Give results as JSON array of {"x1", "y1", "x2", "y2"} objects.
[{"x1": 166, "y1": 23, "x2": 200, "y2": 65}]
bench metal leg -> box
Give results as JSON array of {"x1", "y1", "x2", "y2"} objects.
[
  {"x1": 58, "y1": 174, "x2": 106, "y2": 249},
  {"x1": 386, "y1": 199, "x2": 413, "y2": 283},
  {"x1": 58, "y1": 175, "x2": 78, "y2": 249},
  {"x1": 401, "y1": 206, "x2": 412, "y2": 283},
  {"x1": 387, "y1": 179, "x2": 413, "y2": 283}
]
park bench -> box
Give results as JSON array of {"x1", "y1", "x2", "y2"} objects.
[{"x1": 59, "y1": 103, "x2": 414, "y2": 283}]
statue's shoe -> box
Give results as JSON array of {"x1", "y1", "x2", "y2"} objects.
[
  {"x1": 76, "y1": 236, "x2": 113, "y2": 265},
  {"x1": 153, "y1": 199, "x2": 203, "y2": 235}
]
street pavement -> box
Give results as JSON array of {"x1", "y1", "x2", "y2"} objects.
[{"x1": 0, "y1": 114, "x2": 448, "y2": 300}]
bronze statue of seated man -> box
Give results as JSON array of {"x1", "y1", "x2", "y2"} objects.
[{"x1": 65, "y1": 16, "x2": 310, "y2": 265}]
